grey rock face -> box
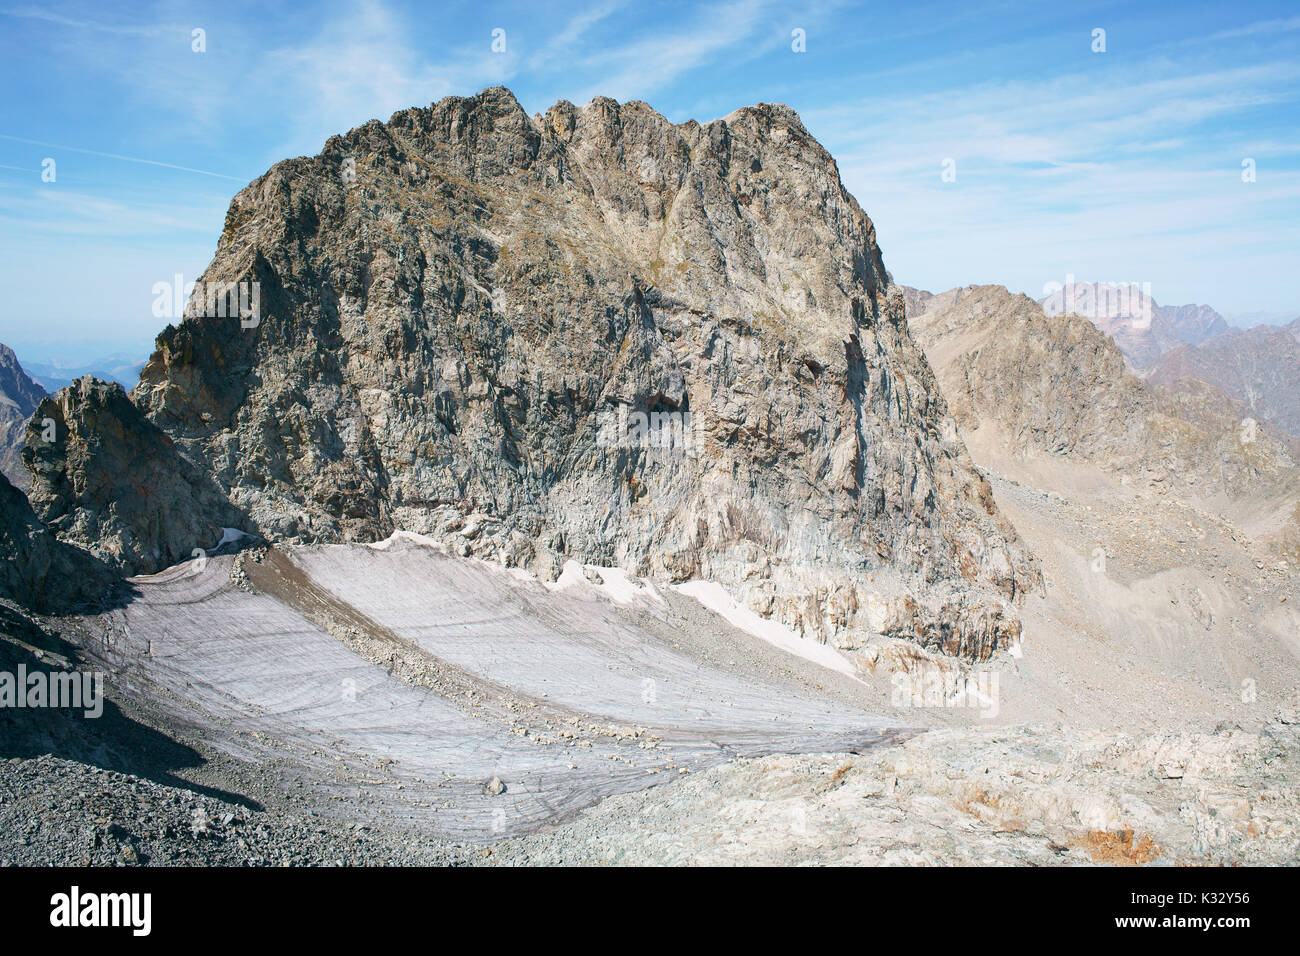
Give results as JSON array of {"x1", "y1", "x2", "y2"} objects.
[
  {"x1": 0, "y1": 470, "x2": 119, "y2": 612},
  {"x1": 0, "y1": 343, "x2": 46, "y2": 491},
  {"x1": 1160, "y1": 303, "x2": 1231, "y2": 346},
  {"x1": 899, "y1": 286, "x2": 933, "y2": 322},
  {"x1": 29, "y1": 88, "x2": 1038, "y2": 657}
]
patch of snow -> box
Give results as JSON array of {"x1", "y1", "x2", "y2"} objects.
[
  {"x1": 366, "y1": 530, "x2": 448, "y2": 552},
  {"x1": 591, "y1": 566, "x2": 654, "y2": 605},
  {"x1": 552, "y1": 560, "x2": 587, "y2": 592},
  {"x1": 674, "y1": 580, "x2": 861, "y2": 681},
  {"x1": 209, "y1": 527, "x2": 256, "y2": 552}
]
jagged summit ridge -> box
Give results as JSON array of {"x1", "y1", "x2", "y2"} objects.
[{"x1": 27, "y1": 87, "x2": 1038, "y2": 658}]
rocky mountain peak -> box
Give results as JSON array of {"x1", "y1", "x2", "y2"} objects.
[
  {"x1": 26, "y1": 87, "x2": 1039, "y2": 659},
  {"x1": 0, "y1": 344, "x2": 44, "y2": 413},
  {"x1": 1148, "y1": 323, "x2": 1300, "y2": 439}
]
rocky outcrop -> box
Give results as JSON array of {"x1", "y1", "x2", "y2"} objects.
[
  {"x1": 0, "y1": 471, "x2": 120, "y2": 612},
  {"x1": 23, "y1": 376, "x2": 239, "y2": 576},
  {"x1": 899, "y1": 286, "x2": 932, "y2": 323},
  {"x1": 26, "y1": 87, "x2": 1040, "y2": 657},
  {"x1": 912, "y1": 286, "x2": 1150, "y2": 463},
  {"x1": 0, "y1": 343, "x2": 45, "y2": 491}
]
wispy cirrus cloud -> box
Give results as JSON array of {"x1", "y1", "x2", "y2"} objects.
[
  {"x1": 0, "y1": 0, "x2": 1296, "y2": 357},
  {"x1": 799, "y1": 38, "x2": 1300, "y2": 311},
  {"x1": 524, "y1": 0, "x2": 624, "y2": 72},
  {"x1": 254, "y1": 0, "x2": 511, "y2": 159},
  {"x1": 0, "y1": 5, "x2": 169, "y2": 36},
  {"x1": 0, "y1": 133, "x2": 244, "y2": 180},
  {"x1": 564, "y1": 0, "x2": 781, "y2": 106},
  {"x1": 0, "y1": 187, "x2": 227, "y2": 235},
  {"x1": 1205, "y1": 15, "x2": 1300, "y2": 41}
]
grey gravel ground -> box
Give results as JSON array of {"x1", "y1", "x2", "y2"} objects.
[
  {"x1": 0, "y1": 754, "x2": 473, "y2": 867},
  {"x1": 0, "y1": 597, "x2": 470, "y2": 866}
]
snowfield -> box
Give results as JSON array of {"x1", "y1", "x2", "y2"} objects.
[{"x1": 66, "y1": 538, "x2": 911, "y2": 842}]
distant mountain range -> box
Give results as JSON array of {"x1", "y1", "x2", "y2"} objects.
[
  {"x1": 1037, "y1": 282, "x2": 1230, "y2": 368},
  {"x1": 906, "y1": 285, "x2": 1298, "y2": 491},
  {"x1": 1035, "y1": 282, "x2": 1300, "y2": 439},
  {"x1": 19, "y1": 355, "x2": 146, "y2": 393},
  {"x1": 1147, "y1": 318, "x2": 1300, "y2": 438}
]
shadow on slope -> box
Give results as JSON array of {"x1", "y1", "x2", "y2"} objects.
[{"x1": 0, "y1": 602, "x2": 261, "y2": 809}]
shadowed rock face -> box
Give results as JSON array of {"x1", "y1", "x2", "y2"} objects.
[
  {"x1": 0, "y1": 343, "x2": 45, "y2": 491},
  {"x1": 0, "y1": 470, "x2": 121, "y2": 613},
  {"x1": 23, "y1": 376, "x2": 240, "y2": 576},
  {"x1": 25, "y1": 87, "x2": 1039, "y2": 658}
]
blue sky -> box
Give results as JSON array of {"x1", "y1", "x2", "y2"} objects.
[{"x1": 1, "y1": 0, "x2": 1297, "y2": 365}]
